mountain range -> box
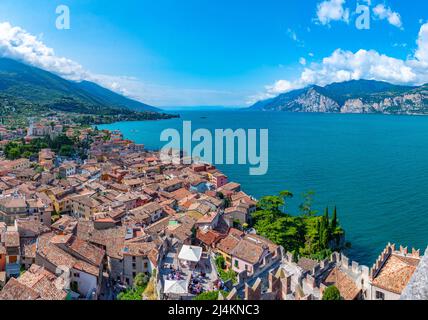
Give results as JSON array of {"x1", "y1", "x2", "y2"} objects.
[
  {"x1": 4, "y1": 57, "x2": 428, "y2": 117},
  {"x1": 249, "y1": 79, "x2": 428, "y2": 115},
  {"x1": 0, "y1": 58, "x2": 162, "y2": 117}
]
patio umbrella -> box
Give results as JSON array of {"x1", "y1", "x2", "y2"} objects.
[
  {"x1": 163, "y1": 279, "x2": 189, "y2": 295},
  {"x1": 178, "y1": 245, "x2": 203, "y2": 263}
]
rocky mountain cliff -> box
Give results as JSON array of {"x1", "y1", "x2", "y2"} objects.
[{"x1": 249, "y1": 80, "x2": 428, "y2": 115}]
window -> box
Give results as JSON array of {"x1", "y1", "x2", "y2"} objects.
[
  {"x1": 234, "y1": 260, "x2": 239, "y2": 269},
  {"x1": 376, "y1": 291, "x2": 385, "y2": 300},
  {"x1": 132, "y1": 263, "x2": 136, "y2": 269},
  {"x1": 132, "y1": 256, "x2": 136, "y2": 262},
  {"x1": 144, "y1": 262, "x2": 148, "y2": 269},
  {"x1": 132, "y1": 272, "x2": 136, "y2": 278}
]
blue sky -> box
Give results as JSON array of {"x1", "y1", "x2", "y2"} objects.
[{"x1": 0, "y1": 0, "x2": 428, "y2": 107}]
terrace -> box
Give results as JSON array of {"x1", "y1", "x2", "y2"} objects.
[{"x1": 160, "y1": 246, "x2": 218, "y2": 299}]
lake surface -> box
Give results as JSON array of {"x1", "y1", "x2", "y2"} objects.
[{"x1": 99, "y1": 110, "x2": 428, "y2": 265}]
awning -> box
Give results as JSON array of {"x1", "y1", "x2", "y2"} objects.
[
  {"x1": 178, "y1": 245, "x2": 203, "y2": 263},
  {"x1": 163, "y1": 279, "x2": 189, "y2": 295}
]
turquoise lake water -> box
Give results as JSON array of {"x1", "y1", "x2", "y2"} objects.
[{"x1": 99, "y1": 111, "x2": 428, "y2": 265}]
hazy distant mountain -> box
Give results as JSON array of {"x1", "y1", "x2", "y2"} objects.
[
  {"x1": 0, "y1": 58, "x2": 161, "y2": 116},
  {"x1": 74, "y1": 80, "x2": 160, "y2": 113},
  {"x1": 249, "y1": 79, "x2": 428, "y2": 115}
]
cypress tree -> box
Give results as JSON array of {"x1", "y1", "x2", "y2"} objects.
[
  {"x1": 323, "y1": 207, "x2": 330, "y2": 229},
  {"x1": 318, "y1": 207, "x2": 330, "y2": 249},
  {"x1": 332, "y1": 206, "x2": 338, "y2": 232}
]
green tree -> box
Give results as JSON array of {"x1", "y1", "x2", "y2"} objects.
[
  {"x1": 279, "y1": 190, "x2": 294, "y2": 212},
  {"x1": 299, "y1": 191, "x2": 317, "y2": 216},
  {"x1": 322, "y1": 286, "x2": 341, "y2": 300},
  {"x1": 256, "y1": 196, "x2": 284, "y2": 218},
  {"x1": 331, "y1": 206, "x2": 338, "y2": 231},
  {"x1": 223, "y1": 197, "x2": 231, "y2": 208},
  {"x1": 320, "y1": 207, "x2": 330, "y2": 249},
  {"x1": 193, "y1": 290, "x2": 228, "y2": 301},
  {"x1": 134, "y1": 273, "x2": 149, "y2": 288},
  {"x1": 117, "y1": 273, "x2": 148, "y2": 301},
  {"x1": 251, "y1": 190, "x2": 345, "y2": 260},
  {"x1": 215, "y1": 255, "x2": 226, "y2": 270},
  {"x1": 7, "y1": 147, "x2": 21, "y2": 160},
  {"x1": 59, "y1": 145, "x2": 74, "y2": 157},
  {"x1": 279, "y1": 190, "x2": 294, "y2": 199}
]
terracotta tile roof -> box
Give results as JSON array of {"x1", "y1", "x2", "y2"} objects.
[
  {"x1": 189, "y1": 202, "x2": 212, "y2": 215},
  {"x1": 122, "y1": 241, "x2": 157, "y2": 257},
  {"x1": 76, "y1": 221, "x2": 126, "y2": 260},
  {"x1": 171, "y1": 188, "x2": 192, "y2": 201},
  {"x1": 163, "y1": 205, "x2": 177, "y2": 216},
  {"x1": 0, "y1": 197, "x2": 26, "y2": 208},
  {"x1": 225, "y1": 206, "x2": 247, "y2": 214},
  {"x1": 0, "y1": 278, "x2": 40, "y2": 300},
  {"x1": 16, "y1": 218, "x2": 50, "y2": 236},
  {"x1": 70, "y1": 195, "x2": 99, "y2": 208},
  {"x1": 216, "y1": 234, "x2": 241, "y2": 255},
  {"x1": 197, "y1": 211, "x2": 219, "y2": 224},
  {"x1": 221, "y1": 182, "x2": 241, "y2": 191},
  {"x1": 228, "y1": 228, "x2": 245, "y2": 238},
  {"x1": 17, "y1": 265, "x2": 67, "y2": 300},
  {"x1": 37, "y1": 233, "x2": 100, "y2": 277},
  {"x1": 323, "y1": 267, "x2": 361, "y2": 300},
  {"x1": 105, "y1": 235, "x2": 126, "y2": 260},
  {"x1": 196, "y1": 229, "x2": 222, "y2": 246},
  {"x1": 67, "y1": 236, "x2": 106, "y2": 266},
  {"x1": 144, "y1": 217, "x2": 170, "y2": 236},
  {"x1": 51, "y1": 215, "x2": 78, "y2": 234},
  {"x1": 147, "y1": 248, "x2": 159, "y2": 267},
  {"x1": 4, "y1": 231, "x2": 19, "y2": 247},
  {"x1": 231, "y1": 239, "x2": 266, "y2": 265},
  {"x1": 165, "y1": 215, "x2": 197, "y2": 243},
  {"x1": 23, "y1": 241, "x2": 37, "y2": 258},
  {"x1": 372, "y1": 254, "x2": 420, "y2": 294}
]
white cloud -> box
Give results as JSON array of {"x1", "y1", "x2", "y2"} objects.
[
  {"x1": 393, "y1": 43, "x2": 408, "y2": 48},
  {"x1": 0, "y1": 21, "x2": 244, "y2": 107},
  {"x1": 0, "y1": 22, "x2": 88, "y2": 81},
  {"x1": 252, "y1": 23, "x2": 428, "y2": 103},
  {"x1": 415, "y1": 23, "x2": 428, "y2": 64},
  {"x1": 287, "y1": 28, "x2": 298, "y2": 41},
  {"x1": 373, "y1": 4, "x2": 403, "y2": 29},
  {"x1": 247, "y1": 80, "x2": 303, "y2": 104},
  {"x1": 299, "y1": 57, "x2": 307, "y2": 66},
  {"x1": 316, "y1": 0, "x2": 350, "y2": 25},
  {"x1": 287, "y1": 28, "x2": 305, "y2": 47}
]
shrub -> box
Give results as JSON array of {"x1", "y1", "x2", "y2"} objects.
[
  {"x1": 215, "y1": 255, "x2": 226, "y2": 270},
  {"x1": 193, "y1": 290, "x2": 228, "y2": 301},
  {"x1": 322, "y1": 286, "x2": 341, "y2": 300},
  {"x1": 117, "y1": 273, "x2": 149, "y2": 301}
]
